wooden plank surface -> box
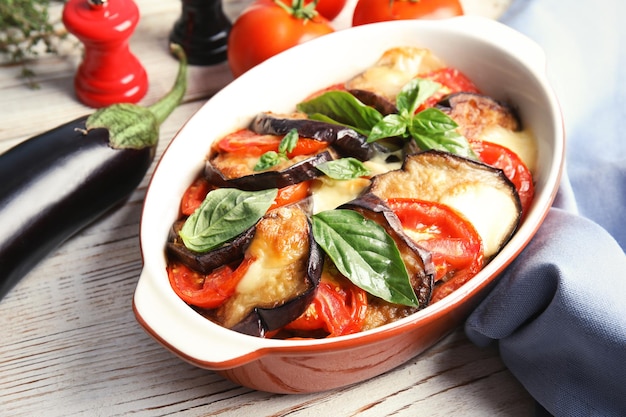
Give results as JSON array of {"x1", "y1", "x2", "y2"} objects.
[{"x1": 0, "y1": 0, "x2": 534, "y2": 415}]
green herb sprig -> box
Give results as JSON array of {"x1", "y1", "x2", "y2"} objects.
[
  {"x1": 297, "y1": 79, "x2": 477, "y2": 159},
  {"x1": 0, "y1": 0, "x2": 69, "y2": 87},
  {"x1": 312, "y1": 209, "x2": 419, "y2": 307},
  {"x1": 180, "y1": 188, "x2": 278, "y2": 253},
  {"x1": 254, "y1": 128, "x2": 299, "y2": 171}
]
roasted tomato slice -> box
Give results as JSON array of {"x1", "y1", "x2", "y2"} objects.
[
  {"x1": 216, "y1": 128, "x2": 328, "y2": 157},
  {"x1": 286, "y1": 274, "x2": 368, "y2": 337},
  {"x1": 418, "y1": 67, "x2": 480, "y2": 111},
  {"x1": 181, "y1": 175, "x2": 310, "y2": 216},
  {"x1": 167, "y1": 258, "x2": 254, "y2": 309},
  {"x1": 387, "y1": 198, "x2": 483, "y2": 303},
  {"x1": 471, "y1": 140, "x2": 535, "y2": 217},
  {"x1": 269, "y1": 180, "x2": 311, "y2": 210},
  {"x1": 180, "y1": 177, "x2": 211, "y2": 216}
]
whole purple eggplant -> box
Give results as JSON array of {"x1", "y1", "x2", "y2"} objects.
[{"x1": 0, "y1": 45, "x2": 188, "y2": 301}]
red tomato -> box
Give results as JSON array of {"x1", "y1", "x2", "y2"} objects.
[
  {"x1": 227, "y1": 0, "x2": 334, "y2": 78},
  {"x1": 269, "y1": 181, "x2": 311, "y2": 210},
  {"x1": 418, "y1": 67, "x2": 481, "y2": 110},
  {"x1": 352, "y1": 0, "x2": 464, "y2": 26},
  {"x1": 286, "y1": 277, "x2": 368, "y2": 337},
  {"x1": 167, "y1": 258, "x2": 254, "y2": 309},
  {"x1": 471, "y1": 140, "x2": 535, "y2": 217},
  {"x1": 387, "y1": 198, "x2": 483, "y2": 303},
  {"x1": 180, "y1": 177, "x2": 211, "y2": 216},
  {"x1": 216, "y1": 128, "x2": 328, "y2": 156},
  {"x1": 304, "y1": 0, "x2": 347, "y2": 20}
]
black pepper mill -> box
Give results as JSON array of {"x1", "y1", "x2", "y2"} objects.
[{"x1": 169, "y1": 0, "x2": 231, "y2": 65}]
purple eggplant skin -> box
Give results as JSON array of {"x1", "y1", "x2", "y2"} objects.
[
  {"x1": 205, "y1": 150, "x2": 335, "y2": 191},
  {"x1": 436, "y1": 92, "x2": 521, "y2": 141},
  {"x1": 166, "y1": 222, "x2": 256, "y2": 274},
  {"x1": 230, "y1": 219, "x2": 324, "y2": 337},
  {"x1": 348, "y1": 89, "x2": 398, "y2": 116},
  {"x1": 249, "y1": 112, "x2": 375, "y2": 161},
  {"x1": 0, "y1": 119, "x2": 153, "y2": 300},
  {"x1": 0, "y1": 44, "x2": 188, "y2": 302}
]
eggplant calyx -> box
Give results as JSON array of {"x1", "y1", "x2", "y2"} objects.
[{"x1": 85, "y1": 44, "x2": 188, "y2": 150}]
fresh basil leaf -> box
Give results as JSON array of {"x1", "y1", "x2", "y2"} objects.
[
  {"x1": 308, "y1": 113, "x2": 372, "y2": 137},
  {"x1": 254, "y1": 151, "x2": 285, "y2": 171},
  {"x1": 254, "y1": 129, "x2": 298, "y2": 171},
  {"x1": 397, "y1": 78, "x2": 441, "y2": 115},
  {"x1": 312, "y1": 210, "x2": 419, "y2": 307},
  {"x1": 297, "y1": 90, "x2": 383, "y2": 133},
  {"x1": 180, "y1": 188, "x2": 278, "y2": 252},
  {"x1": 316, "y1": 158, "x2": 371, "y2": 180},
  {"x1": 412, "y1": 107, "x2": 459, "y2": 133},
  {"x1": 279, "y1": 128, "x2": 298, "y2": 154},
  {"x1": 411, "y1": 129, "x2": 477, "y2": 159},
  {"x1": 409, "y1": 108, "x2": 477, "y2": 158},
  {"x1": 367, "y1": 113, "x2": 409, "y2": 143}
]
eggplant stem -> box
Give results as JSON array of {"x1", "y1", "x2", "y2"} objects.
[
  {"x1": 148, "y1": 44, "x2": 188, "y2": 126},
  {"x1": 85, "y1": 44, "x2": 188, "y2": 150}
]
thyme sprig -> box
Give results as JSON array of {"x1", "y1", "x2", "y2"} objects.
[{"x1": 0, "y1": 0, "x2": 69, "y2": 87}]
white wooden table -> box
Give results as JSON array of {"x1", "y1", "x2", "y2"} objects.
[{"x1": 0, "y1": 1, "x2": 535, "y2": 415}]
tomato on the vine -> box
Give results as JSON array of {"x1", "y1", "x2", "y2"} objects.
[
  {"x1": 352, "y1": 0, "x2": 464, "y2": 26},
  {"x1": 304, "y1": 0, "x2": 347, "y2": 20},
  {"x1": 227, "y1": 0, "x2": 334, "y2": 78}
]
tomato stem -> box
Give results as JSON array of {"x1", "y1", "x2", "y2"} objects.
[{"x1": 273, "y1": 0, "x2": 319, "y2": 20}]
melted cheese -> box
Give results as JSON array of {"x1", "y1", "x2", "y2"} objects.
[
  {"x1": 346, "y1": 47, "x2": 446, "y2": 100},
  {"x1": 311, "y1": 177, "x2": 371, "y2": 213},
  {"x1": 478, "y1": 125, "x2": 538, "y2": 174},
  {"x1": 219, "y1": 207, "x2": 310, "y2": 328}
]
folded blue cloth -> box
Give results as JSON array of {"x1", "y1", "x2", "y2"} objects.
[
  {"x1": 465, "y1": 1, "x2": 626, "y2": 416},
  {"x1": 466, "y1": 204, "x2": 626, "y2": 416}
]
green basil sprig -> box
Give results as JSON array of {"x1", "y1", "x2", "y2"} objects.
[
  {"x1": 180, "y1": 188, "x2": 278, "y2": 252},
  {"x1": 253, "y1": 128, "x2": 299, "y2": 171},
  {"x1": 316, "y1": 157, "x2": 370, "y2": 180},
  {"x1": 297, "y1": 79, "x2": 476, "y2": 159},
  {"x1": 296, "y1": 90, "x2": 382, "y2": 136},
  {"x1": 410, "y1": 108, "x2": 476, "y2": 159},
  {"x1": 312, "y1": 210, "x2": 419, "y2": 307}
]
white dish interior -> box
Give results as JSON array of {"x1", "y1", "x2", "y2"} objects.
[{"x1": 134, "y1": 16, "x2": 564, "y2": 365}]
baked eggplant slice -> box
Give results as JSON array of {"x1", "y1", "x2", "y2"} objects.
[
  {"x1": 215, "y1": 205, "x2": 323, "y2": 337},
  {"x1": 339, "y1": 193, "x2": 435, "y2": 307},
  {"x1": 249, "y1": 112, "x2": 374, "y2": 161},
  {"x1": 166, "y1": 220, "x2": 256, "y2": 274},
  {"x1": 437, "y1": 92, "x2": 521, "y2": 141},
  {"x1": 368, "y1": 150, "x2": 521, "y2": 259},
  {"x1": 348, "y1": 89, "x2": 398, "y2": 116},
  {"x1": 205, "y1": 150, "x2": 335, "y2": 191}
]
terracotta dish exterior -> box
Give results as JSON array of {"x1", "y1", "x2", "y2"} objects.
[{"x1": 133, "y1": 16, "x2": 564, "y2": 394}]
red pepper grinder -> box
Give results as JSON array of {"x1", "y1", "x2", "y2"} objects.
[{"x1": 63, "y1": 0, "x2": 148, "y2": 108}]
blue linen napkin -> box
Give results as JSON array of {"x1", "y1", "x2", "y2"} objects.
[{"x1": 465, "y1": 1, "x2": 626, "y2": 416}]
